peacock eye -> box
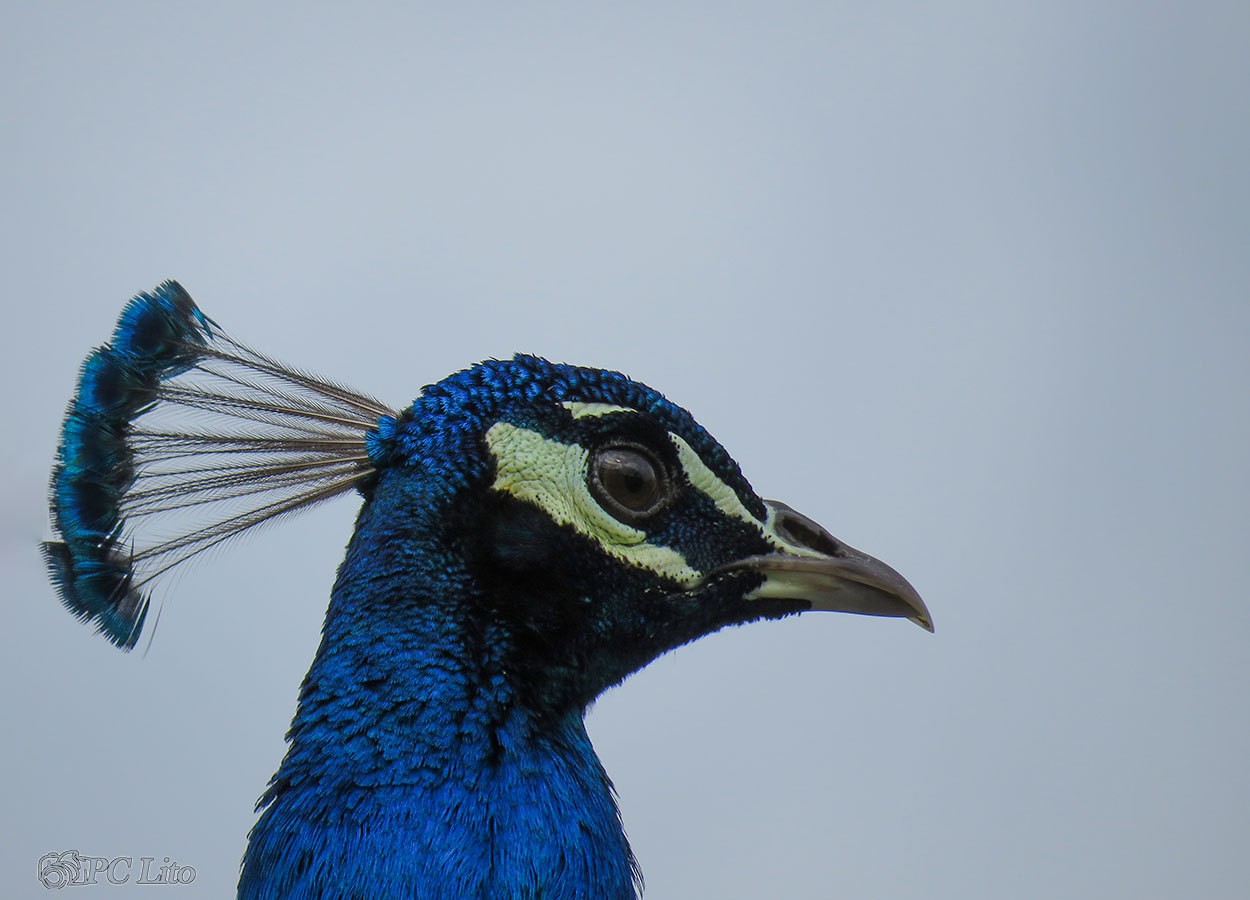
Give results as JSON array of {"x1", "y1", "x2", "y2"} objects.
[{"x1": 589, "y1": 444, "x2": 669, "y2": 522}]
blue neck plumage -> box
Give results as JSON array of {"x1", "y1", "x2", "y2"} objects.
[{"x1": 238, "y1": 473, "x2": 638, "y2": 900}]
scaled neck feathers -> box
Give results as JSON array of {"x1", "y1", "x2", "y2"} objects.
[{"x1": 238, "y1": 470, "x2": 640, "y2": 900}]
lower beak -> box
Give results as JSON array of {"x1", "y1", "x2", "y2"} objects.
[{"x1": 716, "y1": 501, "x2": 933, "y2": 632}]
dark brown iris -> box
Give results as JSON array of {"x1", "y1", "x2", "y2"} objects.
[{"x1": 589, "y1": 445, "x2": 668, "y2": 522}]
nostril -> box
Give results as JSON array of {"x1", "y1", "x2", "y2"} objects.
[{"x1": 774, "y1": 509, "x2": 843, "y2": 557}]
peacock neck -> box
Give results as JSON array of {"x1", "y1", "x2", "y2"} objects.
[{"x1": 238, "y1": 487, "x2": 638, "y2": 900}]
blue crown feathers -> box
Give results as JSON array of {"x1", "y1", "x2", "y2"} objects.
[{"x1": 44, "y1": 282, "x2": 393, "y2": 649}]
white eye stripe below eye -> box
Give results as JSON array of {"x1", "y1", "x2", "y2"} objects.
[
  {"x1": 565, "y1": 402, "x2": 830, "y2": 559},
  {"x1": 559, "y1": 401, "x2": 765, "y2": 534},
  {"x1": 486, "y1": 417, "x2": 827, "y2": 589},
  {"x1": 485, "y1": 422, "x2": 700, "y2": 585}
]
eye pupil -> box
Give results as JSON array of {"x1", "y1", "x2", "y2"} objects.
[{"x1": 591, "y1": 446, "x2": 667, "y2": 519}]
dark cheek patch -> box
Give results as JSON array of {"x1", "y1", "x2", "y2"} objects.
[
  {"x1": 643, "y1": 490, "x2": 772, "y2": 574},
  {"x1": 474, "y1": 493, "x2": 615, "y2": 641},
  {"x1": 482, "y1": 494, "x2": 560, "y2": 575}
]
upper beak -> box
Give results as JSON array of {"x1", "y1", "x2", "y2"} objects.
[{"x1": 716, "y1": 500, "x2": 933, "y2": 632}]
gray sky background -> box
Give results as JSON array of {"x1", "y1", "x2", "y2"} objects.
[{"x1": 3, "y1": 3, "x2": 1247, "y2": 897}]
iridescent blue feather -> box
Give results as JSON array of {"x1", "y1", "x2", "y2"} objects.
[
  {"x1": 44, "y1": 283, "x2": 215, "y2": 647},
  {"x1": 44, "y1": 281, "x2": 391, "y2": 649}
]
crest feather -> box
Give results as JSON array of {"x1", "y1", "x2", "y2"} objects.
[{"x1": 45, "y1": 281, "x2": 393, "y2": 649}]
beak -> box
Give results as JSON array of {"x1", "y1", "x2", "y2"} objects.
[{"x1": 716, "y1": 500, "x2": 933, "y2": 632}]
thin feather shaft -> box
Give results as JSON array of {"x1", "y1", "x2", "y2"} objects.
[
  {"x1": 198, "y1": 340, "x2": 392, "y2": 419},
  {"x1": 190, "y1": 357, "x2": 380, "y2": 421},
  {"x1": 128, "y1": 470, "x2": 371, "y2": 581},
  {"x1": 158, "y1": 386, "x2": 377, "y2": 431},
  {"x1": 125, "y1": 459, "x2": 367, "y2": 511}
]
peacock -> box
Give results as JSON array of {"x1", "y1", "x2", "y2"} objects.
[{"x1": 44, "y1": 282, "x2": 931, "y2": 899}]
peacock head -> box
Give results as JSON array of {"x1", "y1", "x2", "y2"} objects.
[{"x1": 354, "y1": 354, "x2": 931, "y2": 709}]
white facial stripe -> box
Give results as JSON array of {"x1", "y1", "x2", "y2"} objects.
[
  {"x1": 670, "y1": 433, "x2": 827, "y2": 560},
  {"x1": 668, "y1": 433, "x2": 761, "y2": 529},
  {"x1": 485, "y1": 422, "x2": 701, "y2": 585},
  {"x1": 561, "y1": 401, "x2": 635, "y2": 419},
  {"x1": 558, "y1": 406, "x2": 829, "y2": 564}
]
